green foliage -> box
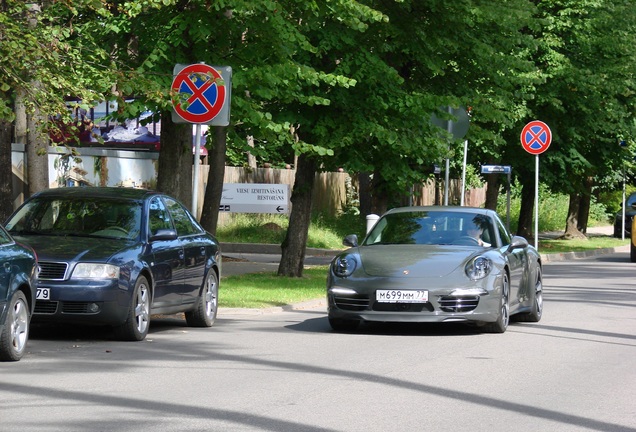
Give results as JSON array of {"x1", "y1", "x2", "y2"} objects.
[
  {"x1": 216, "y1": 212, "x2": 364, "y2": 249},
  {"x1": 497, "y1": 181, "x2": 610, "y2": 233},
  {"x1": 2, "y1": 0, "x2": 636, "y2": 242}
]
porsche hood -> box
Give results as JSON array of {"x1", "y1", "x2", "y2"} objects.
[{"x1": 356, "y1": 245, "x2": 481, "y2": 278}]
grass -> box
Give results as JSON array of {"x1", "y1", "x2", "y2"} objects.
[
  {"x1": 217, "y1": 212, "x2": 629, "y2": 309},
  {"x1": 220, "y1": 266, "x2": 329, "y2": 308},
  {"x1": 538, "y1": 236, "x2": 628, "y2": 253},
  {"x1": 216, "y1": 213, "x2": 364, "y2": 250}
]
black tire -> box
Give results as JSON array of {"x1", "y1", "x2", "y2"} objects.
[
  {"x1": 484, "y1": 272, "x2": 510, "y2": 334},
  {"x1": 185, "y1": 270, "x2": 218, "y2": 327},
  {"x1": 516, "y1": 267, "x2": 543, "y2": 323},
  {"x1": 0, "y1": 291, "x2": 30, "y2": 362},
  {"x1": 631, "y1": 242, "x2": 636, "y2": 263},
  {"x1": 328, "y1": 317, "x2": 360, "y2": 332},
  {"x1": 114, "y1": 276, "x2": 151, "y2": 341}
]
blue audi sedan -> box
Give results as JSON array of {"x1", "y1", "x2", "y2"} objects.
[{"x1": 5, "y1": 187, "x2": 221, "y2": 341}]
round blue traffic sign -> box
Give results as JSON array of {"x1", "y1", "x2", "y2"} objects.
[
  {"x1": 171, "y1": 64, "x2": 227, "y2": 124},
  {"x1": 520, "y1": 120, "x2": 552, "y2": 155}
]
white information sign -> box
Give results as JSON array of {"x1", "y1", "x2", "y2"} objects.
[{"x1": 220, "y1": 183, "x2": 290, "y2": 214}]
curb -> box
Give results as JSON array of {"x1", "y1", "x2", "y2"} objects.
[
  {"x1": 219, "y1": 298, "x2": 327, "y2": 316},
  {"x1": 539, "y1": 245, "x2": 629, "y2": 263}
]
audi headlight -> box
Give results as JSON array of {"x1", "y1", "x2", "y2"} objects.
[
  {"x1": 332, "y1": 254, "x2": 358, "y2": 278},
  {"x1": 72, "y1": 263, "x2": 120, "y2": 279},
  {"x1": 465, "y1": 257, "x2": 492, "y2": 280}
]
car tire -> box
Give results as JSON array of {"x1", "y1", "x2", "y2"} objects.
[
  {"x1": 0, "y1": 291, "x2": 30, "y2": 362},
  {"x1": 114, "y1": 276, "x2": 151, "y2": 341},
  {"x1": 328, "y1": 317, "x2": 360, "y2": 332},
  {"x1": 630, "y1": 242, "x2": 636, "y2": 263},
  {"x1": 484, "y1": 272, "x2": 510, "y2": 333},
  {"x1": 185, "y1": 270, "x2": 218, "y2": 327},
  {"x1": 516, "y1": 267, "x2": 543, "y2": 323}
]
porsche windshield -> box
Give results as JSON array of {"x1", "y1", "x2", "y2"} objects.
[{"x1": 363, "y1": 211, "x2": 494, "y2": 246}]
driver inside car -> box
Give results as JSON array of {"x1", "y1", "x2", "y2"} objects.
[{"x1": 466, "y1": 224, "x2": 491, "y2": 247}]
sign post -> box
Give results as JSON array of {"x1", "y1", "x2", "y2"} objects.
[
  {"x1": 520, "y1": 120, "x2": 552, "y2": 249},
  {"x1": 481, "y1": 165, "x2": 512, "y2": 231},
  {"x1": 431, "y1": 106, "x2": 469, "y2": 205},
  {"x1": 171, "y1": 63, "x2": 232, "y2": 217}
]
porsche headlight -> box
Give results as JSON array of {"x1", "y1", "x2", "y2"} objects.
[
  {"x1": 332, "y1": 254, "x2": 357, "y2": 278},
  {"x1": 465, "y1": 257, "x2": 492, "y2": 280},
  {"x1": 72, "y1": 263, "x2": 120, "y2": 279}
]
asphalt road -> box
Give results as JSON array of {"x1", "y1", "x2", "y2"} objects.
[{"x1": 1, "y1": 247, "x2": 635, "y2": 432}]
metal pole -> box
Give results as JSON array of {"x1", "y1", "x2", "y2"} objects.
[
  {"x1": 192, "y1": 123, "x2": 202, "y2": 218},
  {"x1": 444, "y1": 106, "x2": 452, "y2": 206},
  {"x1": 460, "y1": 139, "x2": 468, "y2": 206},
  {"x1": 507, "y1": 171, "x2": 511, "y2": 232},
  {"x1": 622, "y1": 169, "x2": 626, "y2": 241},
  {"x1": 534, "y1": 155, "x2": 539, "y2": 250}
]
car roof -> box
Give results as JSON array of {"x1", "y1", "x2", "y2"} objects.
[
  {"x1": 30, "y1": 187, "x2": 158, "y2": 201},
  {"x1": 384, "y1": 206, "x2": 496, "y2": 217}
]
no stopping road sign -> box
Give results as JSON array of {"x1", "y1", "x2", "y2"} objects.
[
  {"x1": 171, "y1": 63, "x2": 231, "y2": 125},
  {"x1": 520, "y1": 120, "x2": 552, "y2": 155}
]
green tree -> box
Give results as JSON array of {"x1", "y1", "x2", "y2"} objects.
[
  {"x1": 514, "y1": 0, "x2": 636, "y2": 239},
  {"x1": 0, "y1": 0, "x2": 117, "y2": 217}
]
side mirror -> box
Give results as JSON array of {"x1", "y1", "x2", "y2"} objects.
[
  {"x1": 507, "y1": 235, "x2": 529, "y2": 251},
  {"x1": 343, "y1": 234, "x2": 359, "y2": 248},
  {"x1": 150, "y1": 229, "x2": 178, "y2": 242}
]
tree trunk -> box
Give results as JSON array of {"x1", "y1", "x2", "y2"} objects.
[
  {"x1": 278, "y1": 154, "x2": 317, "y2": 277},
  {"x1": 0, "y1": 119, "x2": 14, "y2": 220},
  {"x1": 370, "y1": 170, "x2": 389, "y2": 215},
  {"x1": 563, "y1": 193, "x2": 586, "y2": 239},
  {"x1": 156, "y1": 111, "x2": 193, "y2": 208},
  {"x1": 516, "y1": 180, "x2": 535, "y2": 239},
  {"x1": 26, "y1": 108, "x2": 49, "y2": 196},
  {"x1": 484, "y1": 174, "x2": 499, "y2": 210},
  {"x1": 358, "y1": 172, "x2": 372, "y2": 220},
  {"x1": 200, "y1": 127, "x2": 227, "y2": 235},
  {"x1": 246, "y1": 135, "x2": 257, "y2": 168},
  {"x1": 14, "y1": 91, "x2": 27, "y2": 144},
  {"x1": 577, "y1": 177, "x2": 593, "y2": 234}
]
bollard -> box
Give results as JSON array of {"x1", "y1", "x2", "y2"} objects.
[{"x1": 366, "y1": 214, "x2": 379, "y2": 234}]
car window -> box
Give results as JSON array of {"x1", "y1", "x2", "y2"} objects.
[
  {"x1": 0, "y1": 226, "x2": 11, "y2": 245},
  {"x1": 163, "y1": 197, "x2": 203, "y2": 236},
  {"x1": 6, "y1": 196, "x2": 142, "y2": 239},
  {"x1": 148, "y1": 197, "x2": 173, "y2": 234},
  {"x1": 363, "y1": 211, "x2": 493, "y2": 246},
  {"x1": 496, "y1": 218, "x2": 511, "y2": 247}
]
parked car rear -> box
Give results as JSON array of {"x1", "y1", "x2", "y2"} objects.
[
  {"x1": 0, "y1": 225, "x2": 38, "y2": 361},
  {"x1": 614, "y1": 192, "x2": 636, "y2": 238}
]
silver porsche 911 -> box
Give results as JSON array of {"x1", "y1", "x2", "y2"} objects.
[{"x1": 326, "y1": 206, "x2": 543, "y2": 333}]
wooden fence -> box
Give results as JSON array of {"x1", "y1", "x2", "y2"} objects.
[{"x1": 203, "y1": 166, "x2": 486, "y2": 218}]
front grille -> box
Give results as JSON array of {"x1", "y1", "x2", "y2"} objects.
[
  {"x1": 62, "y1": 302, "x2": 96, "y2": 314},
  {"x1": 39, "y1": 262, "x2": 69, "y2": 280},
  {"x1": 438, "y1": 296, "x2": 480, "y2": 313},
  {"x1": 372, "y1": 302, "x2": 434, "y2": 312},
  {"x1": 35, "y1": 300, "x2": 58, "y2": 314},
  {"x1": 333, "y1": 295, "x2": 370, "y2": 311}
]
